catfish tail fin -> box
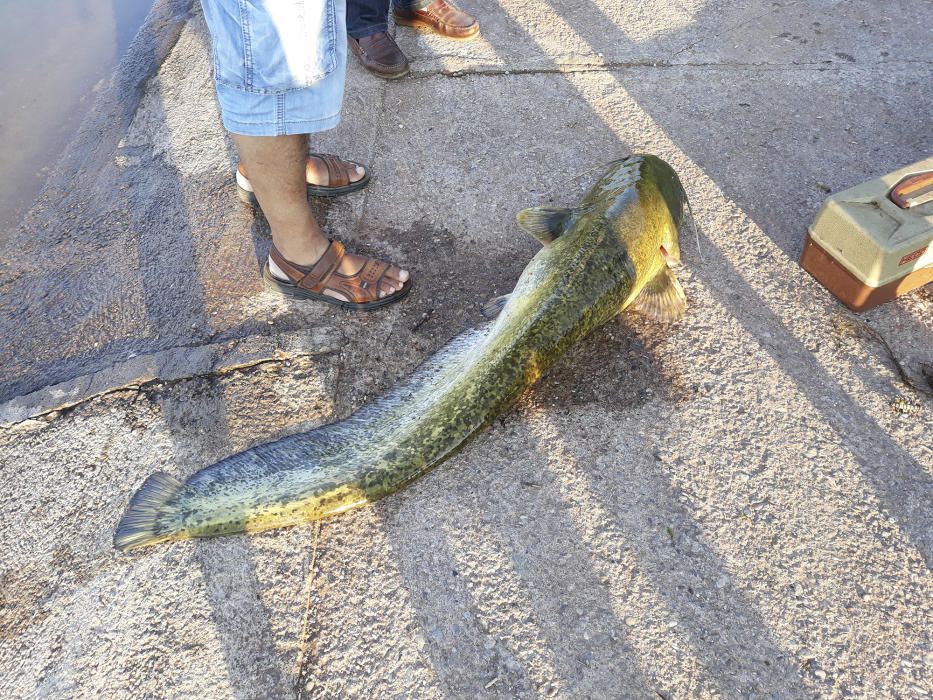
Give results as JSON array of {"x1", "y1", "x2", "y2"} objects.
[{"x1": 114, "y1": 472, "x2": 189, "y2": 551}]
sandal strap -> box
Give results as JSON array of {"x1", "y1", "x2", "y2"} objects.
[
  {"x1": 270, "y1": 241, "x2": 346, "y2": 291},
  {"x1": 356, "y1": 258, "x2": 390, "y2": 291},
  {"x1": 318, "y1": 153, "x2": 349, "y2": 188},
  {"x1": 300, "y1": 240, "x2": 346, "y2": 290},
  {"x1": 327, "y1": 259, "x2": 391, "y2": 303}
]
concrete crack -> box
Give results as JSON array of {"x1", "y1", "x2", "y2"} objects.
[{"x1": 294, "y1": 521, "x2": 323, "y2": 699}]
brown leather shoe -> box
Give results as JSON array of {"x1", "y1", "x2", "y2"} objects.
[
  {"x1": 393, "y1": 0, "x2": 480, "y2": 40},
  {"x1": 348, "y1": 32, "x2": 410, "y2": 79}
]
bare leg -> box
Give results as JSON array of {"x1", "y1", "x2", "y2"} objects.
[
  {"x1": 231, "y1": 133, "x2": 408, "y2": 298},
  {"x1": 232, "y1": 133, "x2": 326, "y2": 265}
]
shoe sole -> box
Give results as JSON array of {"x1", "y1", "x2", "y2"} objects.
[
  {"x1": 357, "y1": 63, "x2": 411, "y2": 80},
  {"x1": 263, "y1": 263, "x2": 412, "y2": 311},
  {"x1": 369, "y1": 65, "x2": 411, "y2": 80},
  {"x1": 394, "y1": 16, "x2": 480, "y2": 41}
]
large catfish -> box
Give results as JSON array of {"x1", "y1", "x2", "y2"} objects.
[{"x1": 115, "y1": 154, "x2": 689, "y2": 550}]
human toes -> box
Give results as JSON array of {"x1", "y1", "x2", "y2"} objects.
[
  {"x1": 378, "y1": 266, "x2": 409, "y2": 298},
  {"x1": 349, "y1": 164, "x2": 366, "y2": 184}
]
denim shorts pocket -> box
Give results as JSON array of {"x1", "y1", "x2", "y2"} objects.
[{"x1": 208, "y1": 0, "x2": 338, "y2": 94}]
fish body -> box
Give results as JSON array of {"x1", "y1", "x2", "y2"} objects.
[{"x1": 114, "y1": 155, "x2": 688, "y2": 550}]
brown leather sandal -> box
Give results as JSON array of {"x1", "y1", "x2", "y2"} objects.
[
  {"x1": 237, "y1": 153, "x2": 371, "y2": 205},
  {"x1": 263, "y1": 241, "x2": 411, "y2": 310}
]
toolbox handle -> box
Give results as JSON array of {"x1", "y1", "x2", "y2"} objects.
[{"x1": 889, "y1": 171, "x2": 933, "y2": 209}]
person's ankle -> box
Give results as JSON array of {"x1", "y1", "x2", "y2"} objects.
[{"x1": 272, "y1": 234, "x2": 329, "y2": 268}]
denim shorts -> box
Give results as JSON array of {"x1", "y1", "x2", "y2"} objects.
[{"x1": 200, "y1": 0, "x2": 347, "y2": 136}]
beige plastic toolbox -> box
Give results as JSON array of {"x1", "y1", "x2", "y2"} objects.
[{"x1": 801, "y1": 157, "x2": 933, "y2": 311}]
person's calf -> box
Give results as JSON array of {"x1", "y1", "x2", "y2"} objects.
[{"x1": 230, "y1": 133, "x2": 330, "y2": 267}]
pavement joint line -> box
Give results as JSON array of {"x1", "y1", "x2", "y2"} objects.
[{"x1": 407, "y1": 59, "x2": 930, "y2": 80}]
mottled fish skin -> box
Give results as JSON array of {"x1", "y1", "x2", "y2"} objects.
[{"x1": 114, "y1": 155, "x2": 687, "y2": 550}]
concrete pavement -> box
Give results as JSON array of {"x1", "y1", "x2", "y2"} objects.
[{"x1": 1, "y1": 0, "x2": 931, "y2": 697}]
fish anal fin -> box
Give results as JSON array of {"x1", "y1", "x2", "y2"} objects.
[
  {"x1": 480, "y1": 294, "x2": 511, "y2": 319},
  {"x1": 630, "y1": 267, "x2": 686, "y2": 322},
  {"x1": 516, "y1": 207, "x2": 572, "y2": 245}
]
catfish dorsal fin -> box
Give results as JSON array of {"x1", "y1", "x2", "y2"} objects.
[
  {"x1": 516, "y1": 207, "x2": 572, "y2": 245},
  {"x1": 630, "y1": 266, "x2": 687, "y2": 322}
]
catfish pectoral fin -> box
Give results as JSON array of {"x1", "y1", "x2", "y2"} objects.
[
  {"x1": 630, "y1": 266, "x2": 687, "y2": 322},
  {"x1": 480, "y1": 294, "x2": 512, "y2": 319}
]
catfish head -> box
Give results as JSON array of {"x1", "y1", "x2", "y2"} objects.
[{"x1": 513, "y1": 155, "x2": 689, "y2": 323}]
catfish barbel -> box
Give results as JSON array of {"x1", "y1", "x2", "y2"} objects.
[{"x1": 114, "y1": 155, "x2": 689, "y2": 550}]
